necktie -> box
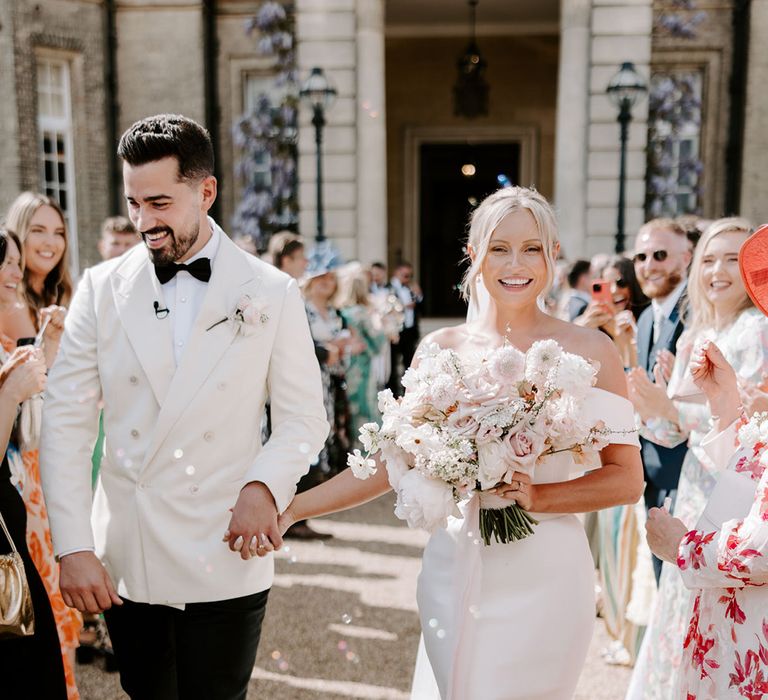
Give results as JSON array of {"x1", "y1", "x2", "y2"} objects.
[
  {"x1": 653, "y1": 306, "x2": 664, "y2": 343},
  {"x1": 154, "y1": 258, "x2": 211, "y2": 284}
]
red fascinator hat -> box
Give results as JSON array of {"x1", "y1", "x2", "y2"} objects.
[{"x1": 739, "y1": 224, "x2": 768, "y2": 316}]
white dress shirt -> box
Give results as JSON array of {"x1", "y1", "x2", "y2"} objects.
[
  {"x1": 159, "y1": 223, "x2": 220, "y2": 366},
  {"x1": 391, "y1": 277, "x2": 421, "y2": 329}
]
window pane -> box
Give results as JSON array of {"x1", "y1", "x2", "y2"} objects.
[
  {"x1": 57, "y1": 161, "x2": 66, "y2": 184},
  {"x1": 50, "y1": 93, "x2": 64, "y2": 118},
  {"x1": 44, "y1": 159, "x2": 54, "y2": 183}
]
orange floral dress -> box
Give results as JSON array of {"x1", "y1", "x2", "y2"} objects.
[{"x1": 1, "y1": 336, "x2": 81, "y2": 699}]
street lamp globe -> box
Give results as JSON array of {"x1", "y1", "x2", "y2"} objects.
[
  {"x1": 606, "y1": 61, "x2": 647, "y2": 110},
  {"x1": 299, "y1": 67, "x2": 337, "y2": 112}
]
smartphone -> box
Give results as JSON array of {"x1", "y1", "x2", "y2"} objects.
[{"x1": 591, "y1": 279, "x2": 613, "y2": 306}]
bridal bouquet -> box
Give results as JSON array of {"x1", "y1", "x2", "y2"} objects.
[{"x1": 348, "y1": 340, "x2": 616, "y2": 545}]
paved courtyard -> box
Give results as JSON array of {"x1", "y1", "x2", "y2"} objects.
[{"x1": 77, "y1": 494, "x2": 631, "y2": 699}]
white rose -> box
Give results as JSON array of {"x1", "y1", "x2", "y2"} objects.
[
  {"x1": 394, "y1": 470, "x2": 456, "y2": 532},
  {"x1": 476, "y1": 439, "x2": 510, "y2": 490},
  {"x1": 347, "y1": 449, "x2": 377, "y2": 480}
]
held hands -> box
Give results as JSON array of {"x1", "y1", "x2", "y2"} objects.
[
  {"x1": 0, "y1": 347, "x2": 47, "y2": 404},
  {"x1": 277, "y1": 504, "x2": 297, "y2": 537},
  {"x1": 59, "y1": 551, "x2": 123, "y2": 613},
  {"x1": 223, "y1": 481, "x2": 282, "y2": 560},
  {"x1": 646, "y1": 507, "x2": 688, "y2": 564}
]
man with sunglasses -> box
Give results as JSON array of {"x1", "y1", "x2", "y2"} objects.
[{"x1": 631, "y1": 218, "x2": 692, "y2": 583}]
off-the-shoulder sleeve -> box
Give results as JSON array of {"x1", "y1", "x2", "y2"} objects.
[
  {"x1": 677, "y1": 448, "x2": 768, "y2": 590},
  {"x1": 582, "y1": 389, "x2": 640, "y2": 447}
]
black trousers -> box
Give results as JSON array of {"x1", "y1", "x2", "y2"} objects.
[{"x1": 104, "y1": 589, "x2": 269, "y2": 700}]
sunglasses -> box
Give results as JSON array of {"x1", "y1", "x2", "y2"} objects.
[{"x1": 633, "y1": 250, "x2": 669, "y2": 264}]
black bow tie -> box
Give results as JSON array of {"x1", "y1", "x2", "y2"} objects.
[{"x1": 154, "y1": 258, "x2": 212, "y2": 284}]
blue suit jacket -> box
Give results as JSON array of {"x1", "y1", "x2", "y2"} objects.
[{"x1": 636, "y1": 298, "x2": 688, "y2": 491}]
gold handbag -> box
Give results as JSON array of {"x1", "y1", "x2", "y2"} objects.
[{"x1": 0, "y1": 510, "x2": 34, "y2": 638}]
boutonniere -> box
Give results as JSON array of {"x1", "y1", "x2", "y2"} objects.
[{"x1": 206, "y1": 294, "x2": 269, "y2": 336}]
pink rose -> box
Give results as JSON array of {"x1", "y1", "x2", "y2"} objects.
[{"x1": 503, "y1": 427, "x2": 544, "y2": 475}]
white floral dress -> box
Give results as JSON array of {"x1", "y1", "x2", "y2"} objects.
[
  {"x1": 628, "y1": 308, "x2": 768, "y2": 699},
  {"x1": 675, "y1": 417, "x2": 768, "y2": 699}
]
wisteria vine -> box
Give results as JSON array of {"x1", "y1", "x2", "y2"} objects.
[
  {"x1": 646, "y1": 0, "x2": 707, "y2": 217},
  {"x1": 232, "y1": 2, "x2": 298, "y2": 248}
]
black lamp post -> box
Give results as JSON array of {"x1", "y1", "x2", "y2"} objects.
[
  {"x1": 606, "y1": 62, "x2": 647, "y2": 253},
  {"x1": 299, "y1": 67, "x2": 337, "y2": 243}
]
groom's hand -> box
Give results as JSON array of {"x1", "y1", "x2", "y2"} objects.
[
  {"x1": 59, "y1": 551, "x2": 123, "y2": 613},
  {"x1": 225, "y1": 481, "x2": 282, "y2": 560}
]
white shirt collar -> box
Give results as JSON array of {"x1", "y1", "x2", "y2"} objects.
[{"x1": 652, "y1": 279, "x2": 686, "y2": 320}]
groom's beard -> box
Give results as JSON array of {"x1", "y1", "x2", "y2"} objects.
[{"x1": 142, "y1": 220, "x2": 200, "y2": 266}]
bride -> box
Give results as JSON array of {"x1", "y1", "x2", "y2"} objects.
[{"x1": 278, "y1": 186, "x2": 643, "y2": 699}]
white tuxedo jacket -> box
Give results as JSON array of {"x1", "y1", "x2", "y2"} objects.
[{"x1": 40, "y1": 233, "x2": 328, "y2": 605}]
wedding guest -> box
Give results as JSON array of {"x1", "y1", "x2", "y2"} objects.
[
  {"x1": 302, "y1": 265, "x2": 352, "y2": 479},
  {"x1": 629, "y1": 218, "x2": 692, "y2": 582},
  {"x1": 565, "y1": 259, "x2": 592, "y2": 321},
  {"x1": 594, "y1": 255, "x2": 651, "y2": 665},
  {"x1": 577, "y1": 256, "x2": 649, "y2": 367},
  {"x1": 335, "y1": 263, "x2": 387, "y2": 448},
  {"x1": 369, "y1": 261, "x2": 389, "y2": 295},
  {"x1": 626, "y1": 218, "x2": 768, "y2": 700},
  {"x1": 0, "y1": 318, "x2": 65, "y2": 698},
  {"x1": 272, "y1": 232, "x2": 308, "y2": 280},
  {"x1": 647, "y1": 339, "x2": 768, "y2": 700},
  {"x1": 97, "y1": 216, "x2": 138, "y2": 261},
  {"x1": 387, "y1": 262, "x2": 422, "y2": 397},
  {"x1": 3, "y1": 193, "x2": 80, "y2": 697}
]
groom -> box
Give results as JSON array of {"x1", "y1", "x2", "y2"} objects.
[{"x1": 40, "y1": 114, "x2": 328, "y2": 699}]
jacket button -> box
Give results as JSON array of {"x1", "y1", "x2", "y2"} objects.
[
  {"x1": 129, "y1": 376, "x2": 138, "y2": 385},
  {"x1": 131, "y1": 429, "x2": 140, "y2": 438},
  {"x1": 189, "y1": 485, "x2": 199, "y2": 495},
  {"x1": 204, "y1": 431, "x2": 214, "y2": 442}
]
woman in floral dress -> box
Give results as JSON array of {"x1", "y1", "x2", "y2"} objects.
[
  {"x1": 647, "y1": 335, "x2": 768, "y2": 699},
  {"x1": 626, "y1": 218, "x2": 768, "y2": 698}
]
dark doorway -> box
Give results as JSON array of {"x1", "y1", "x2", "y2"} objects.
[{"x1": 419, "y1": 142, "x2": 521, "y2": 317}]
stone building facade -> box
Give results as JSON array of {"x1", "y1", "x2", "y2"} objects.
[{"x1": 0, "y1": 0, "x2": 765, "y2": 303}]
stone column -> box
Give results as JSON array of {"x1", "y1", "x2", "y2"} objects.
[
  {"x1": 296, "y1": 0, "x2": 357, "y2": 260},
  {"x1": 584, "y1": 0, "x2": 652, "y2": 255},
  {"x1": 355, "y1": 0, "x2": 387, "y2": 264},
  {"x1": 553, "y1": 0, "x2": 591, "y2": 259},
  {"x1": 740, "y1": 0, "x2": 768, "y2": 223}
]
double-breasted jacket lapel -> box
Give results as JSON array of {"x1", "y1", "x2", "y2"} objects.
[
  {"x1": 140, "y1": 235, "x2": 257, "y2": 470},
  {"x1": 111, "y1": 248, "x2": 176, "y2": 405}
]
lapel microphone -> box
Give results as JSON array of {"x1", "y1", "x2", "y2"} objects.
[{"x1": 153, "y1": 301, "x2": 170, "y2": 319}]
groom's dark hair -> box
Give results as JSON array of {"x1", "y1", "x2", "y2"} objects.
[{"x1": 117, "y1": 114, "x2": 214, "y2": 182}]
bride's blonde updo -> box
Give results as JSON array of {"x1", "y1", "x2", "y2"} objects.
[{"x1": 460, "y1": 186, "x2": 560, "y2": 304}]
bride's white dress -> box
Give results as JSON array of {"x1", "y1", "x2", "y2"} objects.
[{"x1": 410, "y1": 388, "x2": 639, "y2": 700}]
